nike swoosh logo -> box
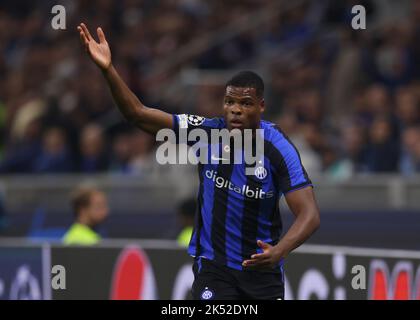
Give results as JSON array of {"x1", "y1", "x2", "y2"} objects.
[{"x1": 211, "y1": 155, "x2": 229, "y2": 161}]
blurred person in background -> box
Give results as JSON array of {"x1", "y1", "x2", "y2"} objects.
[
  {"x1": 63, "y1": 187, "x2": 109, "y2": 245},
  {"x1": 362, "y1": 24, "x2": 414, "y2": 89},
  {"x1": 321, "y1": 145, "x2": 353, "y2": 180},
  {"x1": 298, "y1": 123, "x2": 324, "y2": 174},
  {"x1": 0, "y1": 99, "x2": 45, "y2": 173},
  {"x1": 274, "y1": 111, "x2": 299, "y2": 137},
  {"x1": 395, "y1": 86, "x2": 420, "y2": 131},
  {"x1": 296, "y1": 89, "x2": 324, "y2": 125},
  {"x1": 400, "y1": 125, "x2": 420, "y2": 175},
  {"x1": 340, "y1": 122, "x2": 369, "y2": 174},
  {"x1": 176, "y1": 197, "x2": 196, "y2": 248},
  {"x1": 78, "y1": 123, "x2": 109, "y2": 173},
  {"x1": 355, "y1": 84, "x2": 392, "y2": 127},
  {"x1": 0, "y1": 101, "x2": 6, "y2": 162},
  {"x1": 0, "y1": 187, "x2": 7, "y2": 233},
  {"x1": 0, "y1": 0, "x2": 418, "y2": 177},
  {"x1": 33, "y1": 126, "x2": 73, "y2": 173},
  {"x1": 129, "y1": 130, "x2": 155, "y2": 175},
  {"x1": 274, "y1": 113, "x2": 323, "y2": 175},
  {"x1": 365, "y1": 116, "x2": 400, "y2": 173},
  {"x1": 109, "y1": 131, "x2": 133, "y2": 173}
]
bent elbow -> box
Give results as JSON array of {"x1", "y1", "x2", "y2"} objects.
[
  {"x1": 312, "y1": 210, "x2": 321, "y2": 232},
  {"x1": 125, "y1": 105, "x2": 146, "y2": 126}
]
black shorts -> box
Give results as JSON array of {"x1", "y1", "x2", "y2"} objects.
[{"x1": 191, "y1": 257, "x2": 284, "y2": 300}]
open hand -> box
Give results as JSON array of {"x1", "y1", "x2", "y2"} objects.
[{"x1": 77, "y1": 23, "x2": 111, "y2": 71}]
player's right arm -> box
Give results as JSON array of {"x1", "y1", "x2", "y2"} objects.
[{"x1": 77, "y1": 23, "x2": 173, "y2": 135}]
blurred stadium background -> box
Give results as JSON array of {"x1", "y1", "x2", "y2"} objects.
[{"x1": 0, "y1": 0, "x2": 420, "y2": 300}]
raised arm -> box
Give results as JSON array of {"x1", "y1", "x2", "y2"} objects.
[{"x1": 77, "y1": 23, "x2": 173, "y2": 135}]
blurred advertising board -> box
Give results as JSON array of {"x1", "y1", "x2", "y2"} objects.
[
  {"x1": 0, "y1": 246, "x2": 49, "y2": 300},
  {"x1": 0, "y1": 243, "x2": 419, "y2": 300}
]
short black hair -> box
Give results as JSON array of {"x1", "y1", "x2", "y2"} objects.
[{"x1": 225, "y1": 71, "x2": 264, "y2": 98}]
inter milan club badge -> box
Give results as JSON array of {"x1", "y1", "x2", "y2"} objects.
[
  {"x1": 254, "y1": 166, "x2": 267, "y2": 180},
  {"x1": 201, "y1": 287, "x2": 214, "y2": 300}
]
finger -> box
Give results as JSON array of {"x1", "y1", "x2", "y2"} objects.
[
  {"x1": 78, "y1": 28, "x2": 89, "y2": 46},
  {"x1": 97, "y1": 27, "x2": 106, "y2": 44},
  {"x1": 79, "y1": 33, "x2": 89, "y2": 50},
  {"x1": 257, "y1": 240, "x2": 271, "y2": 249},
  {"x1": 245, "y1": 252, "x2": 269, "y2": 262},
  {"x1": 80, "y1": 23, "x2": 93, "y2": 41},
  {"x1": 242, "y1": 259, "x2": 271, "y2": 268},
  {"x1": 250, "y1": 252, "x2": 268, "y2": 259},
  {"x1": 242, "y1": 257, "x2": 269, "y2": 267}
]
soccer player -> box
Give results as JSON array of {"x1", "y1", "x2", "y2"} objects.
[{"x1": 77, "y1": 24, "x2": 320, "y2": 300}]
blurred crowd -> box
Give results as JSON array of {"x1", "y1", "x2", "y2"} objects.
[{"x1": 1, "y1": 0, "x2": 420, "y2": 178}]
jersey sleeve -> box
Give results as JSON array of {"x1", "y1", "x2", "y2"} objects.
[
  {"x1": 172, "y1": 114, "x2": 223, "y2": 146},
  {"x1": 267, "y1": 130, "x2": 312, "y2": 194}
]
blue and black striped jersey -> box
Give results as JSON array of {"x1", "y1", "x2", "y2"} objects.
[{"x1": 173, "y1": 114, "x2": 312, "y2": 272}]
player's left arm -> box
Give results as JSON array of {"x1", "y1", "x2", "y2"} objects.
[
  {"x1": 278, "y1": 186, "x2": 320, "y2": 253},
  {"x1": 243, "y1": 188, "x2": 320, "y2": 269}
]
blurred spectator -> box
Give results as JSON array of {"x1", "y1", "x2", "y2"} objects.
[
  {"x1": 110, "y1": 131, "x2": 132, "y2": 173},
  {"x1": 399, "y1": 125, "x2": 420, "y2": 174},
  {"x1": 275, "y1": 111, "x2": 299, "y2": 137},
  {"x1": 0, "y1": 0, "x2": 418, "y2": 176},
  {"x1": 33, "y1": 127, "x2": 73, "y2": 173},
  {"x1": 0, "y1": 99, "x2": 44, "y2": 173},
  {"x1": 0, "y1": 102, "x2": 6, "y2": 161},
  {"x1": 362, "y1": 24, "x2": 414, "y2": 89},
  {"x1": 341, "y1": 122, "x2": 369, "y2": 173},
  {"x1": 176, "y1": 197, "x2": 196, "y2": 248},
  {"x1": 365, "y1": 117, "x2": 400, "y2": 172},
  {"x1": 299, "y1": 123, "x2": 324, "y2": 174},
  {"x1": 129, "y1": 131, "x2": 155, "y2": 175},
  {"x1": 395, "y1": 86, "x2": 420, "y2": 130},
  {"x1": 63, "y1": 186, "x2": 109, "y2": 245},
  {"x1": 0, "y1": 187, "x2": 7, "y2": 233},
  {"x1": 322, "y1": 145, "x2": 353, "y2": 180},
  {"x1": 355, "y1": 84, "x2": 391, "y2": 127},
  {"x1": 297, "y1": 89, "x2": 323, "y2": 125},
  {"x1": 78, "y1": 124, "x2": 109, "y2": 173}
]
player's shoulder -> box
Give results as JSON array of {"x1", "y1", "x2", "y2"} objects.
[
  {"x1": 175, "y1": 114, "x2": 225, "y2": 129},
  {"x1": 261, "y1": 120, "x2": 287, "y2": 144},
  {"x1": 261, "y1": 120, "x2": 298, "y2": 155}
]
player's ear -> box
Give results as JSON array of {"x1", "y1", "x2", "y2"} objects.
[{"x1": 259, "y1": 99, "x2": 265, "y2": 113}]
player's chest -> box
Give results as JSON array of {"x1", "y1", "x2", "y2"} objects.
[{"x1": 200, "y1": 159, "x2": 275, "y2": 202}]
